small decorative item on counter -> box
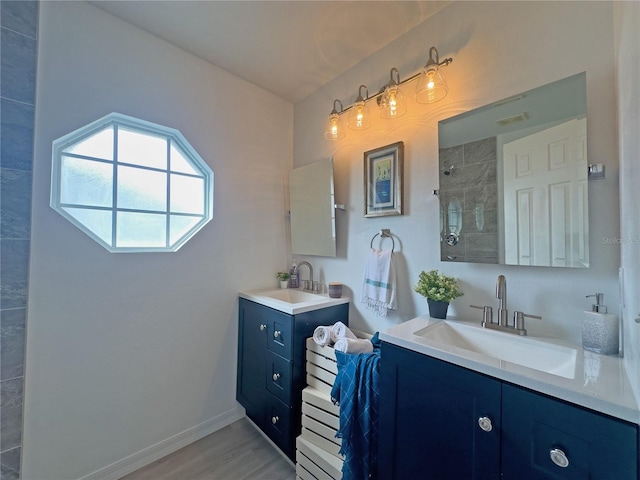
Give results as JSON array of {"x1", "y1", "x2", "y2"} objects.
[
  {"x1": 413, "y1": 269, "x2": 463, "y2": 319},
  {"x1": 328, "y1": 282, "x2": 343, "y2": 298},
  {"x1": 276, "y1": 272, "x2": 290, "y2": 289}
]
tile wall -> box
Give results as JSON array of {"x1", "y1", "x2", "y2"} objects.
[
  {"x1": 439, "y1": 137, "x2": 499, "y2": 264},
  {"x1": 0, "y1": 1, "x2": 38, "y2": 478}
]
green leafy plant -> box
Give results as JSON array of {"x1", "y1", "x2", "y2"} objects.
[
  {"x1": 414, "y1": 269, "x2": 463, "y2": 303},
  {"x1": 276, "y1": 272, "x2": 290, "y2": 281}
]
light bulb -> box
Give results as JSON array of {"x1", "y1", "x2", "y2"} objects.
[
  {"x1": 324, "y1": 110, "x2": 345, "y2": 140},
  {"x1": 348, "y1": 90, "x2": 371, "y2": 131},
  {"x1": 380, "y1": 85, "x2": 406, "y2": 119}
]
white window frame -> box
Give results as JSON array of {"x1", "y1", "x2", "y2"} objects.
[{"x1": 51, "y1": 113, "x2": 214, "y2": 253}]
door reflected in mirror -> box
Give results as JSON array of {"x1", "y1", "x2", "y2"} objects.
[
  {"x1": 290, "y1": 158, "x2": 336, "y2": 257},
  {"x1": 438, "y1": 72, "x2": 588, "y2": 267}
]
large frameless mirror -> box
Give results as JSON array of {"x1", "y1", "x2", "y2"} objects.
[{"x1": 438, "y1": 72, "x2": 588, "y2": 267}]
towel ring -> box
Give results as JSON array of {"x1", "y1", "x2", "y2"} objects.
[{"x1": 370, "y1": 229, "x2": 395, "y2": 251}]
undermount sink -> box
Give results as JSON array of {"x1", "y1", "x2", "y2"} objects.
[
  {"x1": 259, "y1": 289, "x2": 324, "y2": 304},
  {"x1": 415, "y1": 320, "x2": 578, "y2": 379},
  {"x1": 239, "y1": 288, "x2": 349, "y2": 315}
]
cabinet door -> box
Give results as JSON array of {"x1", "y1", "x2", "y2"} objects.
[
  {"x1": 502, "y1": 384, "x2": 638, "y2": 479},
  {"x1": 267, "y1": 312, "x2": 293, "y2": 360},
  {"x1": 265, "y1": 392, "x2": 293, "y2": 458},
  {"x1": 379, "y1": 343, "x2": 502, "y2": 480},
  {"x1": 236, "y1": 299, "x2": 269, "y2": 427},
  {"x1": 266, "y1": 350, "x2": 293, "y2": 404}
]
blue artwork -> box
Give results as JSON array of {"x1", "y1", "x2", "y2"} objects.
[{"x1": 373, "y1": 156, "x2": 392, "y2": 207}]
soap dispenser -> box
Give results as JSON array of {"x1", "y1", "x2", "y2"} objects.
[
  {"x1": 582, "y1": 293, "x2": 619, "y2": 355},
  {"x1": 288, "y1": 260, "x2": 298, "y2": 288}
]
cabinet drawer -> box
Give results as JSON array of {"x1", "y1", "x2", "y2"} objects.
[
  {"x1": 502, "y1": 384, "x2": 638, "y2": 479},
  {"x1": 267, "y1": 315, "x2": 293, "y2": 360},
  {"x1": 266, "y1": 351, "x2": 293, "y2": 404},
  {"x1": 265, "y1": 392, "x2": 293, "y2": 454}
]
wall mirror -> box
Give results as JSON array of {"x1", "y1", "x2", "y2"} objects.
[
  {"x1": 290, "y1": 157, "x2": 337, "y2": 257},
  {"x1": 438, "y1": 72, "x2": 588, "y2": 267}
]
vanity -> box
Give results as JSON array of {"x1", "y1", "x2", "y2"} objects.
[
  {"x1": 236, "y1": 289, "x2": 349, "y2": 460},
  {"x1": 379, "y1": 316, "x2": 639, "y2": 479}
]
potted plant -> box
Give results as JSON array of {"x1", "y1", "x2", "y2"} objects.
[
  {"x1": 276, "y1": 272, "x2": 290, "y2": 289},
  {"x1": 413, "y1": 269, "x2": 463, "y2": 319}
]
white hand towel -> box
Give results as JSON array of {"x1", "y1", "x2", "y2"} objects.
[
  {"x1": 361, "y1": 248, "x2": 397, "y2": 317},
  {"x1": 330, "y1": 321, "x2": 357, "y2": 343},
  {"x1": 333, "y1": 337, "x2": 374, "y2": 354},
  {"x1": 313, "y1": 326, "x2": 332, "y2": 346}
]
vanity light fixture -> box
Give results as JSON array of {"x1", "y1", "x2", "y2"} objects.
[
  {"x1": 323, "y1": 46, "x2": 453, "y2": 140},
  {"x1": 415, "y1": 46, "x2": 453, "y2": 104},
  {"x1": 378, "y1": 68, "x2": 407, "y2": 119},
  {"x1": 348, "y1": 85, "x2": 371, "y2": 130},
  {"x1": 324, "y1": 99, "x2": 345, "y2": 140}
]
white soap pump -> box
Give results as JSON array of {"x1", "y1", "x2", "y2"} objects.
[{"x1": 582, "y1": 293, "x2": 619, "y2": 355}]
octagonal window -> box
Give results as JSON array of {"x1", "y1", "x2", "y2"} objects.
[{"x1": 51, "y1": 113, "x2": 214, "y2": 252}]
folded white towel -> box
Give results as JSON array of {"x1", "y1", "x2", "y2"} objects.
[
  {"x1": 361, "y1": 248, "x2": 397, "y2": 317},
  {"x1": 330, "y1": 321, "x2": 357, "y2": 344},
  {"x1": 333, "y1": 337, "x2": 373, "y2": 354},
  {"x1": 313, "y1": 326, "x2": 332, "y2": 346}
]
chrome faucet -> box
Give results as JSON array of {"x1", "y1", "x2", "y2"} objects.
[
  {"x1": 496, "y1": 274, "x2": 508, "y2": 326},
  {"x1": 471, "y1": 274, "x2": 541, "y2": 336},
  {"x1": 294, "y1": 261, "x2": 315, "y2": 292}
]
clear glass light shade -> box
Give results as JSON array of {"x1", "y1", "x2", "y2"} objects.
[
  {"x1": 379, "y1": 85, "x2": 407, "y2": 119},
  {"x1": 324, "y1": 112, "x2": 345, "y2": 140},
  {"x1": 348, "y1": 100, "x2": 371, "y2": 130},
  {"x1": 416, "y1": 66, "x2": 449, "y2": 104}
]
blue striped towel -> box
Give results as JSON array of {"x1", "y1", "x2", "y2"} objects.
[{"x1": 331, "y1": 335, "x2": 381, "y2": 480}]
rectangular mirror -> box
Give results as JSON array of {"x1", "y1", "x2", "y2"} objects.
[
  {"x1": 438, "y1": 72, "x2": 588, "y2": 267},
  {"x1": 290, "y1": 158, "x2": 336, "y2": 257}
]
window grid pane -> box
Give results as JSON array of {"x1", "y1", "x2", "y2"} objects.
[
  {"x1": 60, "y1": 156, "x2": 113, "y2": 207},
  {"x1": 117, "y1": 165, "x2": 168, "y2": 212},
  {"x1": 117, "y1": 127, "x2": 168, "y2": 170}
]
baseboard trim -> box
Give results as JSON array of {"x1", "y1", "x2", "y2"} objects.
[{"x1": 79, "y1": 406, "x2": 245, "y2": 480}]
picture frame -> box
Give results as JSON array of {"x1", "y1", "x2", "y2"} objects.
[{"x1": 364, "y1": 141, "x2": 404, "y2": 217}]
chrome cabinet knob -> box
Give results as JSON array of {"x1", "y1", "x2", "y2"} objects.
[
  {"x1": 272, "y1": 373, "x2": 280, "y2": 381},
  {"x1": 478, "y1": 416, "x2": 493, "y2": 432},
  {"x1": 550, "y1": 448, "x2": 569, "y2": 468},
  {"x1": 271, "y1": 416, "x2": 279, "y2": 425},
  {"x1": 273, "y1": 330, "x2": 281, "y2": 338},
  {"x1": 259, "y1": 324, "x2": 267, "y2": 331}
]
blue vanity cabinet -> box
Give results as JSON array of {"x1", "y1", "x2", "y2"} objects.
[
  {"x1": 236, "y1": 297, "x2": 348, "y2": 460},
  {"x1": 502, "y1": 383, "x2": 638, "y2": 479},
  {"x1": 379, "y1": 342, "x2": 639, "y2": 480},
  {"x1": 379, "y1": 342, "x2": 502, "y2": 479}
]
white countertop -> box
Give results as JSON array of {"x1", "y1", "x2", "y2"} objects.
[
  {"x1": 239, "y1": 288, "x2": 350, "y2": 315},
  {"x1": 380, "y1": 315, "x2": 640, "y2": 425}
]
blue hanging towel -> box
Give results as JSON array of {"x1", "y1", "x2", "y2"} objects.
[{"x1": 331, "y1": 333, "x2": 381, "y2": 480}]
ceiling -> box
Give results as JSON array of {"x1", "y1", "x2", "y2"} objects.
[{"x1": 90, "y1": 1, "x2": 451, "y2": 103}]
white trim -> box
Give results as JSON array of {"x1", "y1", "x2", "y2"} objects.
[{"x1": 78, "y1": 406, "x2": 245, "y2": 480}]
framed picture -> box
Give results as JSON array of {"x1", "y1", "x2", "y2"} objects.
[{"x1": 364, "y1": 141, "x2": 404, "y2": 217}]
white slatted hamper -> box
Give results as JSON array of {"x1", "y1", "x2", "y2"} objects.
[
  {"x1": 296, "y1": 332, "x2": 371, "y2": 480},
  {"x1": 296, "y1": 339, "x2": 343, "y2": 479}
]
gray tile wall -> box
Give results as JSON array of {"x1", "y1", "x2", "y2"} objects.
[
  {"x1": 0, "y1": 2, "x2": 38, "y2": 478},
  {"x1": 439, "y1": 137, "x2": 498, "y2": 264}
]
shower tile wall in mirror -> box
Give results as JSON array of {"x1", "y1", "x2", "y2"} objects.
[{"x1": 438, "y1": 73, "x2": 588, "y2": 268}]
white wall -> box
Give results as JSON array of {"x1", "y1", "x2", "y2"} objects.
[
  {"x1": 23, "y1": 2, "x2": 292, "y2": 479},
  {"x1": 615, "y1": 0, "x2": 640, "y2": 401},
  {"x1": 294, "y1": 2, "x2": 620, "y2": 343}
]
